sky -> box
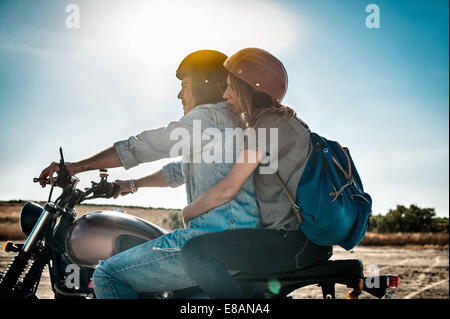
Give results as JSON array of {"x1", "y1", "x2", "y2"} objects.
[{"x1": 0, "y1": 0, "x2": 448, "y2": 217}]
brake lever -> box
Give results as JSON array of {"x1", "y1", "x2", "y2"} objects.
[{"x1": 55, "y1": 147, "x2": 73, "y2": 188}]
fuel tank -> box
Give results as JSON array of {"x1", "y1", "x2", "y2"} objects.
[{"x1": 66, "y1": 211, "x2": 168, "y2": 268}]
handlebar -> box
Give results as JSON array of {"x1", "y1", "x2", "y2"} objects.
[
  {"x1": 34, "y1": 174, "x2": 119, "y2": 201},
  {"x1": 84, "y1": 178, "x2": 120, "y2": 200},
  {"x1": 33, "y1": 177, "x2": 51, "y2": 184},
  {"x1": 34, "y1": 148, "x2": 120, "y2": 206}
]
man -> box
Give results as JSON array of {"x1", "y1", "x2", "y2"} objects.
[{"x1": 39, "y1": 50, "x2": 261, "y2": 298}]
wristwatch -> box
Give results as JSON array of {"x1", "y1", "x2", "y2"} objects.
[{"x1": 129, "y1": 179, "x2": 138, "y2": 193}]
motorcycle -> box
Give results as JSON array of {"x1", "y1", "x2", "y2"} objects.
[{"x1": 0, "y1": 148, "x2": 398, "y2": 299}]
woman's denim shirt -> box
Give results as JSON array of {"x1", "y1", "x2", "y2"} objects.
[{"x1": 114, "y1": 102, "x2": 261, "y2": 252}]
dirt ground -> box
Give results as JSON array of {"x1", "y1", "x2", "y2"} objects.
[
  {"x1": 290, "y1": 246, "x2": 449, "y2": 299},
  {"x1": 1, "y1": 242, "x2": 448, "y2": 299}
]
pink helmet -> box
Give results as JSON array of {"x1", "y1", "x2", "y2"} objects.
[{"x1": 224, "y1": 48, "x2": 288, "y2": 102}]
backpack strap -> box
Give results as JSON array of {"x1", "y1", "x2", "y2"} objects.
[
  {"x1": 295, "y1": 116, "x2": 311, "y2": 132},
  {"x1": 331, "y1": 142, "x2": 352, "y2": 180},
  {"x1": 272, "y1": 116, "x2": 310, "y2": 224},
  {"x1": 275, "y1": 171, "x2": 303, "y2": 223}
]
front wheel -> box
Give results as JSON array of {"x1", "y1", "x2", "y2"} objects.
[
  {"x1": 54, "y1": 292, "x2": 87, "y2": 299},
  {"x1": 0, "y1": 251, "x2": 31, "y2": 298},
  {"x1": 0, "y1": 270, "x2": 38, "y2": 299}
]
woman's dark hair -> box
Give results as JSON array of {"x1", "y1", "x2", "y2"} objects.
[
  {"x1": 229, "y1": 73, "x2": 296, "y2": 128},
  {"x1": 176, "y1": 50, "x2": 228, "y2": 105}
]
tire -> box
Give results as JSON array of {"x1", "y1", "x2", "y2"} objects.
[{"x1": 0, "y1": 271, "x2": 38, "y2": 299}]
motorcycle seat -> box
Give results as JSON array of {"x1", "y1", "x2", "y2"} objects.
[
  {"x1": 170, "y1": 259, "x2": 364, "y2": 299},
  {"x1": 235, "y1": 258, "x2": 364, "y2": 283}
]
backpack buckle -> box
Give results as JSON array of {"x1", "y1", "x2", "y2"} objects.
[{"x1": 293, "y1": 204, "x2": 303, "y2": 223}]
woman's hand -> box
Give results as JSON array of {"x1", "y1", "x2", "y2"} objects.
[
  {"x1": 113, "y1": 179, "x2": 133, "y2": 199},
  {"x1": 181, "y1": 207, "x2": 192, "y2": 228},
  {"x1": 179, "y1": 149, "x2": 263, "y2": 222}
]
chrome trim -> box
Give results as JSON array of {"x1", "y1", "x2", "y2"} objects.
[{"x1": 23, "y1": 209, "x2": 50, "y2": 252}]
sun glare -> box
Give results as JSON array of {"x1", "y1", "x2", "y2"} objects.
[
  {"x1": 74, "y1": 0, "x2": 300, "y2": 103},
  {"x1": 82, "y1": 0, "x2": 298, "y2": 55}
]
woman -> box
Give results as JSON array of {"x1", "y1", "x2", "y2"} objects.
[{"x1": 180, "y1": 48, "x2": 333, "y2": 298}]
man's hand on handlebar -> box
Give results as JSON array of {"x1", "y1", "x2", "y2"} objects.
[
  {"x1": 39, "y1": 162, "x2": 78, "y2": 187},
  {"x1": 113, "y1": 179, "x2": 133, "y2": 199}
]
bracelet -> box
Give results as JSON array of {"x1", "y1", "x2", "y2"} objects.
[{"x1": 129, "y1": 179, "x2": 138, "y2": 193}]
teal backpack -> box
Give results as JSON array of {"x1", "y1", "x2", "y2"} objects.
[{"x1": 276, "y1": 120, "x2": 372, "y2": 250}]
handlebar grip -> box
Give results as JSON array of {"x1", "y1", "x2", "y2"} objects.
[
  {"x1": 33, "y1": 177, "x2": 53, "y2": 184},
  {"x1": 111, "y1": 182, "x2": 120, "y2": 197},
  {"x1": 104, "y1": 182, "x2": 120, "y2": 198}
]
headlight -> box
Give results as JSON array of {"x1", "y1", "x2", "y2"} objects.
[{"x1": 20, "y1": 202, "x2": 44, "y2": 236}]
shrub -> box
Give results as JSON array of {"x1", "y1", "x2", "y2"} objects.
[
  {"x1": 162, "y1": 211, "x2": 183, "y2": 230},
  {"x1": 368, "y1": 204, "x2": 448, "y2": 233}
]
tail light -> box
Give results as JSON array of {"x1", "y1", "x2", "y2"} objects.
[{"x1": 387, "y1": 274, "x2": 399, "y2": 288}]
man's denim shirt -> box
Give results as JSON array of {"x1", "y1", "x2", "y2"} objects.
[{"x1": 114, "y1": 102, "x2": 261, "y2": 252}]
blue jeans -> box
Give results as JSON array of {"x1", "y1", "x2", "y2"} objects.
[{"x1": 92, "y1": 238, "x2": 196, "y2": 299}]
